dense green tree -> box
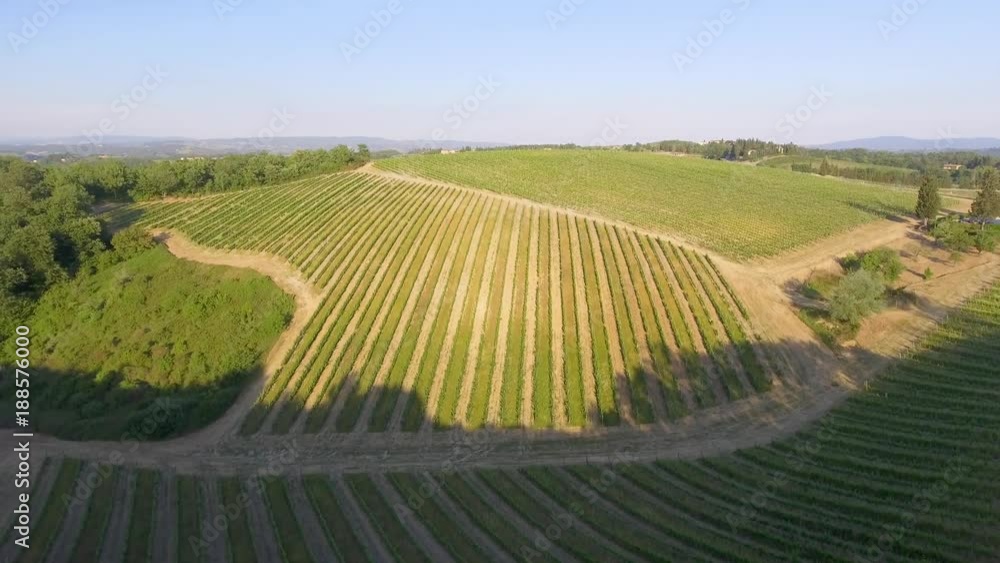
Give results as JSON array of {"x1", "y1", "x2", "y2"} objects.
[
  {"x1": 971, "y1": 168, "x2": 1000, "y2": 228},
  {"x1": 829, "y1": 270, "x2": 885, "y2": 326},
  {"x1": 915, "y1": 173, "x2": 943, "y2": 227}
]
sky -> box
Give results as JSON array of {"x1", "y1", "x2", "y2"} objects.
[{"x1": 1, "y1": 0, "x2": 998, "y2": 146}]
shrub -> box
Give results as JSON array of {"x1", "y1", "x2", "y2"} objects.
[
  {"x1": 923, "y1": 267, "x2": 934, "y2": 281},
  {"x1": 111, "y1": 226, "x2": 157, "y2": 260},
  {"x1": 974, "y1": 230, "x2": 997, "y2": 253},
  {"x1": 932, "y1": 219, "x2": 975, "y2": 253},
  {"x1": 829, "y1": 270, "x2": 885, "y2": 326},
  {"x1": 845, "y1": 247, "x2": 904, "y2": 283}
]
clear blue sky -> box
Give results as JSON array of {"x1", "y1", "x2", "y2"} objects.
[{"x1": 2, "y1": 0, "x2": 997, "y2": 145}]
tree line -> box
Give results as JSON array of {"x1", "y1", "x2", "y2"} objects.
[{"x1": 37, "y1": 145, "x2": 370, "y2": 201}]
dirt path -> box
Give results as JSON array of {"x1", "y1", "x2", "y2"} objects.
[
  {"x1": 570, "y1": 218, "x2": 605, "y2": 427},
  {"x1": 286, "y1": 476, "x2": 340, "y2": 563},
  {"x1": 149, "y1": 229, "x2": 320, "y2": 442},
  {"x1": 152, "y1": 470, "x2": 177, "y2": 563},
  {"x1": 99, "y1": 468, "x2": 135, "y2": 563},
  {"x1": 487, "y1": 205, "x2": 526, "y2": 426},
  {"x1": 332, "y1": 475, "x2": 395, "y2": 562},
  {"x1": 585, "y1": 221, "x2": 637, "y2": 425},
  {"x1": 520, "y1": 209, "x2": 541, "y2": 428},
  {"x1": 200, "y1": 478, "x2": 228, "y2": 563},
  {"x1": 421, "y1": 199, "x2": 497, "y2": 432},
  {"x1": 386, "y1": 197, "x2": 485, "y2": 431},
  {"x1": 548, "y1": 211, "x2": 568, "y2": 428},
  {"x1": 419, "y1": 472, "x2": 517, "y2": 563},
  {"x1": 607, "y1": 224, "x2": 669, "y2": 423},
  {"x1": 626, "y1": 230, "x2": 698, "y2": 412},
  {"x1": 650, "y1": 240, "x2": 730, "y2": 405},
  {"x1": 353, "y1": 192, "x2": 471, "y2": 432},
  {"x1": 245, "y1": 478, "x2": 283, "y2": 563},
  {"x1": 454, "y1": 201, "x2": 510, "y2": 426},
  {"x1": 373, "y1": 473, "x2": 456, "y2": 562},
  {"x1": 461, "y1": 472, "x2": 578, "y2": 563},
  {"x1": 321, "y1": 194, "x2": 459, "y2": 432},
  {"x1": 46, "y1": 462, "x2": 95, "y2": 563}
]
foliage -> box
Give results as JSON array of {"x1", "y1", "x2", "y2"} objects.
[
  {"x1": 923, "y1": 267, "x2": 934, "y2": 280},
  {"x1": 376, "y1": 150, "x2": 916, "y2": 259},
  {"x1": 932, "y1": 217, "x2": 977, "y2": 252},
  {"x1": 844, "y1": 246, "x2": 904, "y2": 283},
  {"x1": 828, "y1": 270, "x2": 885, "y2": 326},
  {"x1": 975, "y1": 229, "x2": 998, "y2": 253},
  {"x1": 915, "y1": 173, "x2": 944, "y2": 225},
  {"x1": 0, "y1": 247, "x2": 293, "y2": 440},
  {"x1": 0, "y1": 157, "x2": 106, "y2": 351},
  {"x1": 970, "y1": 167, "x2": 1000, "y2": 225}
]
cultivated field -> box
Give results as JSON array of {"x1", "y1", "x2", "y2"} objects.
[
  {"x1": 374, "y1": 150, "x2": 918, "y2": 259},
  {"x1": 11, "y1": 284, "x2": 999, "y2": 562},
  {"x1": 106, "y1": 171, "x2": 781, "y2": 434}
]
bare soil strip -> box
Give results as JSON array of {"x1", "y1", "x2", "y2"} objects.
[
  {"x1": 152, "y1": 470, "x2": 177, "y2": 563},
  {"x1": 46, "y1": 462, "x2": 97, "y2": 563},
  {"x1": 569, "y1": 218, "x2": 603, "y2": 426},
  {"x1": 386, "y1": 197, "x2": 486, "y2": 431},
  {"x1": 626, "y1": 231, "x2": 698, "y2": 412},
  {"x1": 649, "y1": 240, "x2": 729, "y2": 405},
  {"x1": 487, "y1": 205, "x2": 526, "y2": 425},
  {"x1": 0, "y1": 456, "x2": 59, "y2": 563},
  {"x1": 245, "y1": 477, "x2": 283, "y2": 563},
  {"x1": 321, "y1": 192, "x2": 461, "y2": 431},
  {"x1": 331, "y1": 475, "x2": 395, "y2": 562},
  {"x1": 286, "y1": 476, "x2": 340, "y2": 563},
  {"x1": 419, "y1": 473, "x2": 517, "y2": 563},
  {"x1": 607, "y1": 224, "x2": 670, "y2": 423},
  {"x1": 676, "y1": 248, "x2": 755, "y2": 397},
  {"x1": 259, "y1": 190, "x2": 416, "y2": 433},
  {"x1": 584, "y1": 219, "x2": 632, "y2": 425},
  {"x1": 200, "y1": 478, "x2": 228, "y2": 563},
  {"x1": 548, "y1": 210, "x2": 568, "y2": 428},
  {"x1": 520, "y1": 208, "x2": 541, "y2": 428},
  {"x1": 352, "y1": 192, "x2": 472, "y2": 431},
  {"x1": 292, "y1": 193, "x2": 446, "y2": 432},
  {"x1": 420, "y1": 199, "x2": 499, "y2": 432},
  {"x1": 461, "y1": 472, "x2": 577, "y2": 563},
  {"x1": 373, "y1": 473, "x2": 456, "y2": 562},
  {"x1": 99, "y1": 468, "x2": 136, "y2": 563},
  {"x1": 506, "y1": 470, "x2": 640, "y2": 561},
  {"x1": 149, "y1": 229, "x2": 320, "y2": 442},
  {"x1": 454, "y1": 201, "x2": 511, "y2": 425}
]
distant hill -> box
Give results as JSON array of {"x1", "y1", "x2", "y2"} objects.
[
  {"x1": 0, "y1": 135, "x2": 507, "y2": 159},
  {"x1": 812, "y1": 136, "x2": 1000, "y2": 153}
]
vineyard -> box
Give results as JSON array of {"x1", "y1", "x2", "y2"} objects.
[
  {"x1": 374, "y1": 150, "x2": 918, "y2": 259},
  {"x1": 9, "y1": 284, "x2": 999, "y2": 562},
  {"x1": 104, "y1": 171, "x2": 781, "y2": 434}
]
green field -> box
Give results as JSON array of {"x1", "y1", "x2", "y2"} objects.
[
  {"x1": 760, "y1": 155, "x2": 919, "y2": 175},
  {"x1": 0, "y1": 246, "x2": 293, "y2": 440},
  {"x1": 375, "y1": 150, "x2": 917, "y2": 259},
  {"x1": 104, "y1": 172, "x2": 776, "y2": 434},
  {"x1": 19, "y1": 283, "x2": 1000, "y2": 561}
]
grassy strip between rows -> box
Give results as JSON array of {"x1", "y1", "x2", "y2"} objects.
[
  {"x1": 68, "y1": 466, "x2": 118, "y2": 562},
  {"x1": 532, "y1": 211, "x2": 554, "y2": 429},
  {"x1": 261, "y1": 477, "x2": 313, "y2": 562},
  {"x1": 345, "y1": 475, "x2": 430, "y2": 562},
  {"x1": 176, "y1": 475, "x2": 202, "y2": 563},
  {"x1": 19, "y1": 459, "x2": 82, "y2": 563},
  {"x1": 123, "y1": 469, "x2": 159, "y2": 563},
  {"x1": 389, "y1": 473, "x2": 490, "y2": 561},
  {"x1": 558, "y1": 215, "x2": 586, "y2": 426},
  {"x1": 500, "y1": 208, "x2": 532, "y2": 427},
  {"x1": 301, "y1": 476, "x2": 370, "y2": 562},
  {"x1": 218, "y1": 478, "x2": 256, "y2": 563},
  {"x1": 577, "y1": 218, "x2": 620, "y2": 425}
]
